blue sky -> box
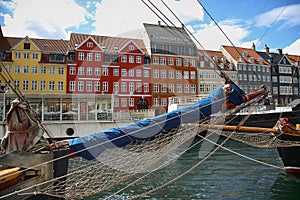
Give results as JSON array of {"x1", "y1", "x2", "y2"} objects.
[{"x1": 0, "y1": 0, "x2": 299, "y2": 54}]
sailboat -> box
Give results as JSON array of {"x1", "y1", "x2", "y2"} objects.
[{"x1": 0, "y1": 78, "x2": 268, "y2": 199}]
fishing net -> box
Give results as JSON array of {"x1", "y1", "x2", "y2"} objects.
[
  {"x1": 38, "y1": 124, "x2": 202, "y2": 199},
  {"x1": 219, "y1": 131, "x2": 300, "y2": 148}
]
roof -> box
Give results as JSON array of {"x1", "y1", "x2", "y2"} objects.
[
  {"x1": 206, "y1": 50, "x2": 236, "y2": 71},
  {"x1": 0, "y1": 37, "x2": 22, "y2": 51},
  {"x1": 69, "y1": 33, "x2": 149, "y2": 55},
  {"x1": 286, "y1": 54, "x2": 300, "y2": 65},
  {"x1": 222, "y1": 45, "x2": 269, "y2": 65},
  {"x1": 31, "y1": 38, "x2": 70, "y2": 54},
  {"x1": 143, "y1": 23, "x2": 195, "y2": 46}
]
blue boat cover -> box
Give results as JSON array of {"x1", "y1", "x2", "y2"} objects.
[{"x1": 68, "y1": 81, "x2": 244, "y2": 160}]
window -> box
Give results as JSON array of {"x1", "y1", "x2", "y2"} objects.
[
  {"x1": 169, "y1": 70, "x2": 174, "y2": 79},
  {"x1": 144, "y1": 70, "x2": 149, "y2": 77},
  {"x1": 87, "y1": 42, "x2": 93, "y2": 47},
  {"x1": 58, "y1": 67, "x2": 64, "y2": 75},
  {"x1": 78, "y1": 52, "x2": 84, "y2": 60},
  {"x1": 154, "y1": 98, "x2": 159, "y2": 106},
  {"x1": 153, "y1": 69, "x2": 159, "y2": 78},
  {"x1": 136, "y1": 69, "x2": 142, "y2": 77},
  {"x1": 95, "y1": 53, "x2": 101, "y2": 61},
  {"x1": 144, "y1": 83, "x2": 149, "y2": 92},
  {"x1": 129, "y1": 69, "x2": 134, "y2": 77},
  {"x1": 32, "y1": 66, "x2": 38, "y2": 74},
  {"x1": 161, "y1": 70, "x2": 166, "y2": 78},
  {"x1": 121, "y1": 98, "x2": 127, "y2": 107},
  {"x1": 87, "y1": 53, "x2": 93, "y2": 61},
  {"x1": 190, "y1": 59, "x2": 196, "y2": 67},
  {"x1": 168, "y1": 58, "x2": 174, "y2": 65},
  {"x1": 95, "y1": 68, "x2": 100, "y2": 76},
  {"x1": 129, "y1": 55, "x2": 134, "y2": 63},
  {"x1": 129, "y1": 82, "x2": 134, "y2": 93},
  {"x1": 121, "y1": 55, "x2": 127, "y2": 62},
  {"x1": 95, "y1": 82, "x2": 100, "y2": 92},
  {"x1": 23, "y1": 66, "x2": 29, "y2": 74},
  {"x1": 184, "y1": 84, "x2": 189, "y2": 93},
  {"x1": 129, "y1": 98, "x2": 134, "y2": 107},
  {"x1": 160, "y1": 57, "x2": 166, "y2": 65},
  {"x1": 176, "y1": 84, "x2": 182, "y2": 93},
  {"x1": 176, "y1": 58, "x2": 182, "y2": 66},
  {"x1": 40, "y1": 81, "x2": 46, "y2": 91},
  {"x1": 103, "y1": 68, "x2": 108, "y2": 76},
  {"x1": 153, "y1": 56, "x2": 159, "y2": 64},
  {"x1": 113, "y1": 69, "x2": 119, "y2": 76},
  {"x1": 58, "y1": 81, "x2": 64, "y2": 91},
  {"x1": 78, "y1": 67, "x2": 84, "y2": 75},
  {"x1": 70, "y1": 81, "x2": 75, "y2": 91},
  {"x1": 113, "y1": 82, "x2": 119, "y2": 92},
  {"x1": 24, "y1": 43, "x2": 30, "y2": 49},
  {"x1": 114, "y1": 98, "x2": 119, "y2": 107},
  {"x1": 41, "y1": 66, "x2": 46, "y2": 74},
  {"x1": 32, "y1": 53, "x2": 38, "y2": 60},
  {"x1": 136, "y1": 82, "x2": 142, "y2": 92},
  {"x1": 161, "y1": 83, "x2": 167, "y2": 93},
  {"x1": 50, "y1": 66, "x2": 55, "y2": 74},
  {"x1": 87, "y1": 81, "x2": 92, "y2": 92},
  {"x1": 161, "y1": 98, "x2": 167, "y2": 107},
  {"x1": 24, "y1": 53, "x2": 30, "y2": 59},
  {"x1": 153, "y1": 83, "x2": 159, "y2": 92},
  {"x1": 129, "y1": 45, "x2": 134, "y2": 50},
  {"x1": 70, "y1": 67, "x2": 76, "y2": 75},
  {"x1": 121, "y1": 69, "x2": 127, "y2": 77},
  {"x1": 121, "y1": 82, "x2": 127, "y2": 92},
  {"x1": 78, "y1": 81, "x2": 84, "y2": 91},
  {"x1": 169, "y1": 84, "x2": 174, "y2": 93},
  {"x1": 49, "y1": 81, "x2": 55, "y2": 91},
  {"x1": 184, "y1": 59, "x2": 189, "y2": 67},
  {"x1": 199, "y1": 84, "x2": 204, "y2": 92},
  {"x1": 136, "y1": 56, "x2": 142, "y2": 63},
  {"x1": 176, "y1": 70, "x2": 182, "y2": 79},
  {"x1": 184, "y1": 71, "x2": 189, "y2": 79},
  {"x1": 191, "y1": 84, "x2": 196, "y2": 93},
  {"x1": 23, "y1": 80, "x2": 29, "y2": 91},
  {"x1": 15, "y1": 52, "x2": 21, "y2": 59},
  {"x1": 32, "y1": 81, "x2": 37, "y2": 91},
  {"x1": 190, "y1": 71, "x2": 196, "y2": 79},
  {"x1": 14, "y1": 65, "x2": 20, "y2": 74}
]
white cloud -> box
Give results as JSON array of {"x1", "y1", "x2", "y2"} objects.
[
  {"x1": 2, "y1": 0, "x2": 87, "y2": 39},
  {"x1": 255, "y1": 4, "x2": 300, "y2": 29},
  {"x1": 193, "y1": 20, "x2": 252, "y2": 51},
  {"x1": 283, "y1": 39, "x2": 300, "y2": 55},
  {"x1": 92, "y1": 0, "x2": 203, "y2": 37}
]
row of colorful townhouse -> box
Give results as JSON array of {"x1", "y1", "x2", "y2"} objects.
[{"x1": 0, "y1": 22, "x2": 300, "y2": 118}]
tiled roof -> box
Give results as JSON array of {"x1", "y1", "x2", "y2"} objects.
[
  {"x1": 69, "y1": 33, "x2": 149, "y2": 55},
  {"x1": 31, "y1": 38, "x2": 70, "y2": 54},
  {"x1": 0, "y1": 37, "x2": 22, "y2": 51},
  {"x1": 222, "y1": 45, "x2": 269, "y2": 65},
  {"x1": 206, "y1": 50, "x2": 236, "y2": 71},
  {"x1": 286, "y1": 54, "x2": 300, "y2": 64}
]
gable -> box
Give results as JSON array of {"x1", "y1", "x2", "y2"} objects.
[
  {"x1": 279, "y1": 55, "x2": 292, "y2": 65},
  {"x1": 119, "y1": 40, "x2": 143, "y2": 54},
  {"x1": 75, "y1": 36, "x2": 103, "y2": 52},
  {"x1": 11, "y1": 36, "x2": 40, "y2": 51}
]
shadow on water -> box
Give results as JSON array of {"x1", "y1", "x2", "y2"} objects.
[{"x1": 89, "y1": 137, "x2": 299, "y2": 200}]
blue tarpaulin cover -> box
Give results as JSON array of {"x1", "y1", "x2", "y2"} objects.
[{"x1": 68, "y1": 81, "x2": 244, "y2": 160}]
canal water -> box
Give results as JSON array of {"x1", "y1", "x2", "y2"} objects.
[{"x1": 88, "y1": 137, "x2": 300, "y2": 199}]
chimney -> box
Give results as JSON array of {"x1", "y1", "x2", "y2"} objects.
[
  {"x1": 277, "y1": 48, "x2": 282, "y2": 54},
  {"x1": 158, "y1": 21, "x2": 161, "y2": 26},
  {"x1": 251, "y1": 43, "x2": 256, "y2": 50},
  {"x1": 264, "y1": 44, "x2": 269, "y2": 53}
]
